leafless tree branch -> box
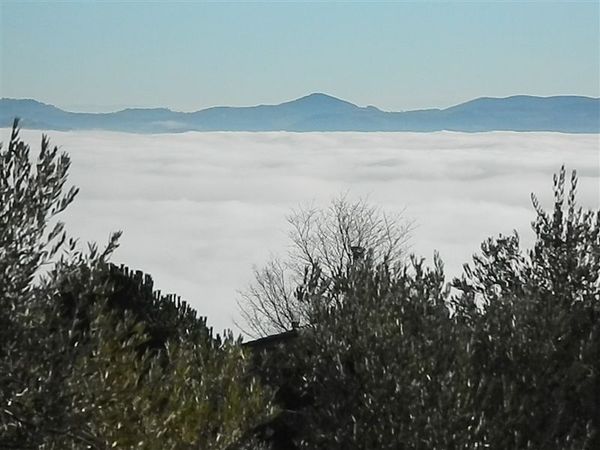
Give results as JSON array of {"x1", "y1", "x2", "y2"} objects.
[{"x1": 238, "y1": 194, "x2": 414, "y2": 337}]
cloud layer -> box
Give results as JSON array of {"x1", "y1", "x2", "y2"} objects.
[{"x1": 4, "y1": 129, "x2": 599, "y2": 333}]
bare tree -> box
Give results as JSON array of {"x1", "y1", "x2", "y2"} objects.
[{"x1": 238, "y1": 195, "x2": 413, "y2": 337}]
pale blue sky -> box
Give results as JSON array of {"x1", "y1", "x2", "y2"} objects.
[{"x1": 1, "y1": 1, "x2": 598, "y2": 112}]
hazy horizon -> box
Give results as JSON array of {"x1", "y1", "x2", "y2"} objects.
[
  {"x1": 2, "y1": 2, "x2": 598, "y2": 113},
  {"x1": 3, "y1": 91, "x2": 600, "y2": 115}
]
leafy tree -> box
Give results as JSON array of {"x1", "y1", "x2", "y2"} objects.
[
  {"x1": 252, "y1": 166, "x2": 598, "y2": 449},
  {"x1": 452, "y1": 166, "x2": 599, "y2": 448},
  {"x1": 289, "y1": 254, "x2": 470, "y2": 450},
  {"x1": 0, "y1": 121, "x2": 274, "y2": 449},
  {"x1": 0, "y1": 118, "x2": 84, "y2": 448},
  {"x1": 62, "y1": 305, "x2": 272, "y2": 450},
  {"x1": 238, "y1": 195, "x2": 413, "y2": 337}
]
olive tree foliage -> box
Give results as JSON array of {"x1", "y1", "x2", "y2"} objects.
[
  {"x1": 451, "y1": 166, "x2": 599, "y2": 449},
  {"x1": 294, "y1": 255, "x2": 466, "y2": 450},
  {"x1": 238, "y1": 196, "x2": 413, "y2": 337},
  {"x1": 0, "y1": 119, "x2": 83, "y2": 448},
  {"x1": 61, "y1": 306, "x2": 273, "y2": 450},
  {"x1": 1, "y1": 121, "x2": 275, "y2": 450},
  {"x1": 38, "y1": 252, "x2": 276, "y2": 450},
  {"x1": 0, "y1": 119, "x2": 78, "y2": 321},
  {"x1": 261, "y1": 166, "x2": 598, "y2": 449}
]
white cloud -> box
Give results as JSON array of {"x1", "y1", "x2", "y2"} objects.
[{"x1": 3, "y1": 129, "x2": 599, "y2": 333}]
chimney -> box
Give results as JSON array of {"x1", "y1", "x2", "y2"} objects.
[{"x1": 351, "y1": 245, "x2": 365, "y2": 261}]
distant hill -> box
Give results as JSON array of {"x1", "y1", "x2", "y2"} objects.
[{"x1": 1, "y1": 93, "x2": 598, "y2": 133}]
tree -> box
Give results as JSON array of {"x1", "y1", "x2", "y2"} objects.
[
  {"x1": 63, "y1": 305, "x2": 273, "y2": 450},
  {"x1": 251, "y1": 166, "x2": 598, "y2": 449},
  {"x1": 287, "y1": 253, "x2": 471, "y2": 450},
  {"x1": 0, "y1": 121, "x2": 275, "y2": 449},
  {"x1": 238, "y1": 195, "x2": 413, "y2": 337},
  {"x1": 452, "y1": 166, "x2": 599, "y2": 449},
  {"x1": 52, "y1": 257, "x2": 276, "y2": 450},
  {"x1": 0, "y1": 118, "x2": 84, "y2": 448}
]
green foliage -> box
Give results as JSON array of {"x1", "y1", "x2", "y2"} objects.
[
  {"x1": 63, "y1": 307, "x2": 271, "y2": 450},
  {"x1": 0, "y1": 121, "x2": 274, "y2": 449},
  {"x1": 452, "y1": 166, "x2": 599, "y2": 448},
  {"x1": 0, "y1": 120, "x2": 78, "y2": 300},
  {"x1": 254, "y1": 166, "x2": 599, "y2": 449},
  {"x1": 0, "y1": 119, "x2": 83, "y2": 448},
  {"x1": 290, "y1": 255, "x2": 469, "y2": 449}
]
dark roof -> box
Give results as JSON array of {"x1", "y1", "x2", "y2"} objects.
[{"x1": 242, "y1": 329, "x2": 299, "y2": 351}]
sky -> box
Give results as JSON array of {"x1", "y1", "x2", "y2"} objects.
[
  {"x1": 2, "y1": 128, "x2": 597, "y2": 334},
  {"x1": 1, "y1": 1, "x2": 599, "y2": 112}
]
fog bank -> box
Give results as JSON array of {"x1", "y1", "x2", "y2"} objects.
[{"x1": 3, "y1": 129, "x2": 598, "y2": 333}]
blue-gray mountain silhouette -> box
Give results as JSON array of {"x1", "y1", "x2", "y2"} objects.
[{"x1": 1, "y1": 93, "x2": 598, "y2": 133}]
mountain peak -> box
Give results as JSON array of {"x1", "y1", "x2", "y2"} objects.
[
  {"x1": 283, "y1": 93, "x2": 358, "y2": 111},
  {"x1": 301, "y1": 92, "x2": 340, "y2": 100}
]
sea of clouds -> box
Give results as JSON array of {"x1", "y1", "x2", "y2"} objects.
[{"x1": 3, "y1": 129, "x2": 599, "y2": 333}]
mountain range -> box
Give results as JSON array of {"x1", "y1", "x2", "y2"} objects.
[{"x1": 1, "y1": 93, "x2": 599, "y2": 133}]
